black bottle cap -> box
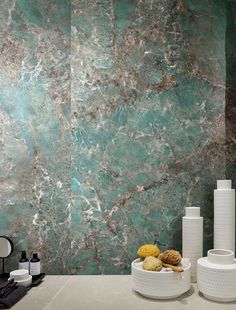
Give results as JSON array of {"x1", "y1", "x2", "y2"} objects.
[
  {"x1": 33, "y1": 253, "x2": 38, "y2": 259},
  {"x1": 20, "y1": 251, "x2": 27, "y2": 259}
]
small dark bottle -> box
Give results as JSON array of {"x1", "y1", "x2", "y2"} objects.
[
  {"x1": 30, "y1": 253, "x2": 41, "y2": 276},
  {"x1": 19, "y1": 251, "x2": 29, "y2": 270}
]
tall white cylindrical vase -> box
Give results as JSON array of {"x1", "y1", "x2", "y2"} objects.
[
  {"x1": 214, "y1": 180, "x2": 235, "y2": 255},
  {"x1": 182, "y1": 207, "x2": 203, "y2": 283}
]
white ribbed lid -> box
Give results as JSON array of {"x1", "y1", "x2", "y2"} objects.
[
  {"x1": 185, "y1": 207, "x2": 200, "y2": 217},
  {"x1": 217, "y1": 180, "x2": 232, "y2": 189}
]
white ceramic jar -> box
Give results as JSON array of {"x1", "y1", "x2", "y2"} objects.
[
  {"x1": 197, "y1": 249, "x2": 236, "y2": 302},
  {"x1": 9, "y1": 269, "x2": 32, "y2": 287}
]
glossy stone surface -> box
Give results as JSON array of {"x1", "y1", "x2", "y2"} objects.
[
  {"x1": 0, "y1": 0, "x2": 232, "y2": 274},
  {"x1": 0, "y1": 0, "x2": 71, "y2": 273}
]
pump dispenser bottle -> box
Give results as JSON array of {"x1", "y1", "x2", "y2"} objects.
[
  {"x1": 30, "y1": 253, "x2": 41, "y2": 276},
  {"x1": 18, "y1": 251, "x2": 29, "y2": 271}
]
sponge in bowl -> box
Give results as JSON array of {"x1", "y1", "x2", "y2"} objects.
[
  {"x1": 143, "y1": 256, "x2": 162, "y2": 271},
  {"x1": 158, "y1": 250, "x2": 181, "y2": 265},
  {"x1": 138, "y1": 244, "x2": 160, "y2": 258}
]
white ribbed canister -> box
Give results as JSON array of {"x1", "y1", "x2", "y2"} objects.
[
  {"x1": 197, "y1": 249, "x2": 236, "y2": 302},
  {"x1": 214, "y1": 180, "x2": 235, "y2": 254},
  {"x1": 182, "y1": 207, "x2": 203, "y2": 283}
]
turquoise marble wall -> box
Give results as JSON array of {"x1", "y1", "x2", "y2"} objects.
[
  {"x1": 0, "y1": 0, "x2": 230, "y2": 274},
  {"x1": 0, "y1": 0, "x2": 71, "y2": 273},
  {"x1": 226, "y1": 1, "x2": 236, "y2": 184}
]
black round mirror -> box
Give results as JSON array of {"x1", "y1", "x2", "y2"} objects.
[
  {"x1": 0, "y1": 236, "x2": 14, "y2": 280},
  {"x1": 0, "y1": 236, "x2": 13, "y2": 258}
]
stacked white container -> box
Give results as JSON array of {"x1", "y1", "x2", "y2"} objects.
[
  {"x1": 197, "y1": 180, "x2": 236, "y2": 302},
  {"x1": 197, "y1": 249, "x2": 236, "y2": 302},
  {"x1": 214, "y1": 180, "x2": 235, "y2": 254},
  {"x1": 182, "y1": 207, "x2": 203, "y2": 283}
]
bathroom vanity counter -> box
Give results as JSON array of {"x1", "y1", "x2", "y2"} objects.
[{"x1": 11, "y1": 275, "x2": 236, "y2": 310}]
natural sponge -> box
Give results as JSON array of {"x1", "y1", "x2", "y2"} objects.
[
  {"x1": 158, "y1": 250, "x2": 181, "y2": 265},
  {"x1": 137, "y1": 244, "x2": 160, "y2": 258},
  {"x1": 143, "y1": 256, "x2": 162, "y2": 271}
]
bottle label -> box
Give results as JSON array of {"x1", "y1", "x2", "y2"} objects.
[
  {"x1": 19, "y1": 262, "x2": 29, "y2": 270},
  {"x1": 30, "y1": 262, "x2": 40, "y2": 275}
]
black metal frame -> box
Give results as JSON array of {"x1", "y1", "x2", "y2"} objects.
[{"x1": 0, "y1": 236, "x2": 14, "y2": 281}]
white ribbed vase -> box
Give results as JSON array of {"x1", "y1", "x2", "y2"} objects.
[
  {"x1": 214, "y1": 180, "x2": 235, "y2": 254},
  {"x1": 197, "y1": 249, "x2": 236, "y2": 302},
  {"x1": 182, "y1": 207, "x2": 203, "y2": 283}
]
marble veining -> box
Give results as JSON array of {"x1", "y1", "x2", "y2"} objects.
[{"x1": 0, "y1": 0, "x2": 232, "y2": 274}]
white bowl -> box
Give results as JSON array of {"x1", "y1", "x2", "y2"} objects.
[
  {"x1": 9, "y1": 269, "x2": 29, "y2": 281},
  {"x1": 197, "y1": 249, "x2": 236, "y2": 302},
  {"x1": 131, "y1": 258, "x2": 191, "y2": 299},
  {"x1": 16, "y1": 275, "x2": 32, "y2": 288}
]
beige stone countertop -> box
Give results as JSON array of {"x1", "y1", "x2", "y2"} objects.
[{"x1": 11, "y1": 275, "x2": 236, "y2": 310}]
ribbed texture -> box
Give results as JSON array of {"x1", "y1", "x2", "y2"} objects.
[
  {"x1": 185, "y1": 207, "x2": 200, "y2": 217},
  {"x1": 197, "y1": 257, "x2": 236, "y2": 302},
  {"x1": 217, "y1": 180, "x2": 232, "y2": 189},
  {"x1": 131, "y1": 259, "x2": 191, "y2": 299},
  {"x1": 182, "y1": 209, "x2": 203, "y2": 283},
  {"x1": 214, "y1": 185, "x2": 235, "y2": 254}
]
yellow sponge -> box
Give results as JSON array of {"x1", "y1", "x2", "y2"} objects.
[
  {"x1": 143, "y1": 256, "x2": 162, "y2": 271},
  {"x1": 137, "y1": 244, "x2": 160, "y2": 258}
]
